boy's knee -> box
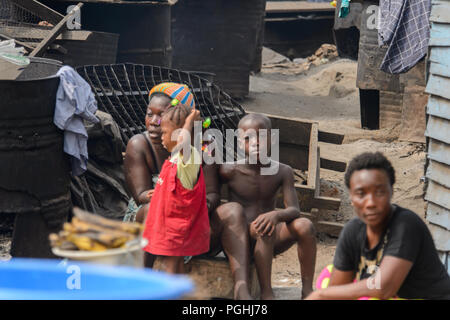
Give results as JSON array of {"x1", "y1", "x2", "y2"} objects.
[
  {"x1": 293, "y1": 218, "x2": 316, "y2": 238},
  {"x1": 217, "y1": 202, "x2": 246, "y2": 225}
]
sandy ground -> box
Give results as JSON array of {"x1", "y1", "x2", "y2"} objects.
[
  {"x1": 242, "y1": 51, "x2": 427, "y2": 299},
  {"x1": 0, "y1": 48, "x2": 427, "y2": 300}
]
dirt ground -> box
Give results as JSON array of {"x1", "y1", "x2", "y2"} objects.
[
  {"x1": 242, "y1": 48, "x2": 427, "y2": 299},
  {"x1": 0, "y1": 47, "x2": 428, "y2": 300}
]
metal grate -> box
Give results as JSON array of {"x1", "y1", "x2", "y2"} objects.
[
  {"x1": 76, "y1": 63, "x2": 247, "y2": 160},
  {"x1": 0, "y1": 0, "x2": 53, "y2": 47}
]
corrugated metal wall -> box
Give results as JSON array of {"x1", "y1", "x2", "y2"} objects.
[{"x1": 424, "y1": 0, "x2": 450, "y2": 274}]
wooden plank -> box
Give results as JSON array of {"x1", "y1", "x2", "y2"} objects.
[
  {"x1": 429, "y1": 22, "x2": 450, "y2": 46},
  {"x1": 264, "y1": 113, "x2": 313, "y2": 147},
  {"x1": 29, "y1": 3, "x2": 84, "y2": 58},
  {"x1": 311, "y1": 196, "x2": 341, "y2": 211},
  {"x1": 430, "y1": 1, "x2": 450, "y2": 23},
  {"x1": 314, "y1": 147, "x2": 321, "y2": 198},
  {"x1": 426, "y1": 203, "x2": 450, "y2": 231},
  {"x1": 428, "y1": 223, "x2": 450, "y2": 251},
  {"x1": 427, "y1": 95, "x2": 450, "y2": 120},
  {"x1": 0, "y1": 59, "x2": 27, "y2": 81},
  {"x1": 425, "y1": 115, "x2": 450, "y2": 144},
  {"x1": 0, "y1": 25, "x2": 93, "y2": 42},
  {"x1": 9, "y1": 0, "x2": 64, "y2": 25},
  {"x1": 318, "y1": 130, "x2": 344, "y2": 145},
  {"x1": 316, "y1": 221, "x2": 344, "y2": 238},
  {"x1": 279, "y1": 143, "x2": 309, "y2": 171},
  {"x1": 428, "y1": 138, "x2": 450, "y2": 166},
  {"x1": 320, "y1": 158, "x2": 347, "y2": 172},
  {"x1": 426, "y1": 159, "x2": 450, "y2": 189},
  {"x1": 425, "y1": 74, "x2": 450, "y2": 100},
  {"x1": 425, "y1": 180, "x2": 450, "y2": 211},
  {"x1": 399, "y1": 86, "x2": 428, "y2": 143},
  {"x1": 266, "y1": 1, "x2": 334, "y2": 13},
  {"x1": 307, "y1": 123, "x2": 319, "y2": 192}
]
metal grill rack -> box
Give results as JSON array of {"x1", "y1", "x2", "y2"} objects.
[{"x1": 76, "y1": 63, "x2": 247, "y2": 160}]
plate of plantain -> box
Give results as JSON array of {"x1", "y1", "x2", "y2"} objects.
[{"x1": 50, "y1": 207, "x2": 147, "y2": 258}]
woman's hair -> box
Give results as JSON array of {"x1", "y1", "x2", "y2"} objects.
[
  {"x1": 344, "y1": 152, "x2": 396, "y2": 188},
  {"x1": 148, "y1": 92, "x2": 171, "y2": 104},
  {"x1": 161, "y1": 104, "x2": 191, "y2": 127}
]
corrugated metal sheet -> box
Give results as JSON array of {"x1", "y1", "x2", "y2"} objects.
[
  {"x1": 425, "y1": 0, "x2": 450, "y2": 269},
  {"x1": 438, "y1": 252, "x2": 450, "y2": 274},
  {"x1": 428, "y1": 138, "x2": 450, "y2": 166},
  {"x1": 426, "y1": 159, "x2": 450, "y2": 189},
  {"x1": 426, "y1": 180, "x2": 450, "y2": 211},
  {"x1": 427, "y1": 203, "x2": 450, "y2": 231},
  {"x1": 429, "y1": 23, "x2": 450, "y2": 46},
  {"x1": 425, "y1": 114, "x2": 450, "y2": 144},
  {"x1": 429, "y1": 223, "x2": 450, "y2": 251},
  {"x1": 425, "y1": 73, "x2": 450, "y2": 100},
  {"x1": 427, "y1": 95, "x2": 450, "y2": 120}
]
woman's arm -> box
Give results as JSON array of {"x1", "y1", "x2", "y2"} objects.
[
  {"x1": 204, "y1": 163, "x2": 222, "y2": 214},
  {"x1": 307, "y1": 256, "x2": 413, "y2": 300},
  {"x1": 124, "y1": 136, "x2": 155, "y2": 205}
]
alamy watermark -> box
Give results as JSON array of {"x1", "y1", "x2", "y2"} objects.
[
  {"x1": 59, "y1": 261, "x2": 81, "y2": 290},
  {"x1": 66, "y1": 5, "x2": 81, "y2": 30}
]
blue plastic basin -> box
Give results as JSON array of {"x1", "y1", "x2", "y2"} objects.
[{"x1": 0, "y1": 258, "x2": 193, "y2": 300}]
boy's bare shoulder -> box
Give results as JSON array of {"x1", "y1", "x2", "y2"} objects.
[{"x1": 219, "y1": 162, "x2": 239, "y2": 180}]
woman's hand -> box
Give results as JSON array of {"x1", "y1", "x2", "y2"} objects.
[
  {"x1": 304, "y1": 290, "x2": 322, "y2": 300},
  {"x1": 147, "y1": 189, "x2": 155, "y2": 200}
]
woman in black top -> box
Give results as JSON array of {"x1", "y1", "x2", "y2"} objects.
[{"x1": 306, "y1": 152, "x2": 450, "y2": 300}]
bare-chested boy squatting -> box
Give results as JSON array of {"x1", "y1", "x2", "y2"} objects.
[{"x1": 214, "y1": 113, "x2": 317, "y2": 299}]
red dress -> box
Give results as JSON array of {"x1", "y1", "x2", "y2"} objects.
[{"x1": 142, "y1": 158, "x2": 210, "y2": 256}]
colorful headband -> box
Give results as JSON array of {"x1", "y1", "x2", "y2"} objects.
[{"x1": 149, "y1": 82, "x2": 195, "y2": 109}]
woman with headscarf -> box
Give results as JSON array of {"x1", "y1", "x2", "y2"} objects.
[{"x1": 123, "y1": 83, "x2": 196, "y2": 269}]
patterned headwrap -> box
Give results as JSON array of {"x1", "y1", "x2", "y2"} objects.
[{"x1": 149, "y1": 82, "x2": 195, "y2": 109}]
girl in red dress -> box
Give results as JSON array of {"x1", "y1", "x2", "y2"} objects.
[{"x1": 142, "y1": 101, "x2": 210, "y2": 274}]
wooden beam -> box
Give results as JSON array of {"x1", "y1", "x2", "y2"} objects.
[
  {"x1": 316, "y1": 221, "x2": 344, "y2": 237},
  {"x1": 320, "y1": 158, "x2": 347, "y2": 172},
  {"x1": 246, "y1": 111, "x2": 313, "y2": 146},
  {"x1": 29, "y1": 3, "x2": 83, "y2": 57},
  {"x1": 279, "y1": 143, "x2": 309, "y2": 171},
  {"x1": 266, "y1": 1, "x2": 335, "y2": 13},
  {"x1": 307, "y1": 123, "x2": 319, "y2": 191},
  {"x1": 318, "y1": 130, "x2": 345, "y2": 145},
  {"x1": 314, "y1": 146, "x2": 321, "y2": 198},
  {"x1": 311, "y1": 196, "x2": 341, "y2": 211}
]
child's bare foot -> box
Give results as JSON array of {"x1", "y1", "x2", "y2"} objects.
[
  {"x1": 261, "y1": 289, "x2": 275, "y2": 300},
  {"x1": 235, "y1": 281, "x2": 254, "y2": 300}
]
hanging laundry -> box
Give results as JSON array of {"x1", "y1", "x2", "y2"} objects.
[
  {"x1": 54, "y1": 66, "x2": 99, "y2": 176},
  {"x1": 378, "y1": 0, "x2": 432, "y2": 74}
]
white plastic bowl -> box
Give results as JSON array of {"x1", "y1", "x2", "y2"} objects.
[{"x1": 52, "y1": 238, "x2": 148, "y2": 268}]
